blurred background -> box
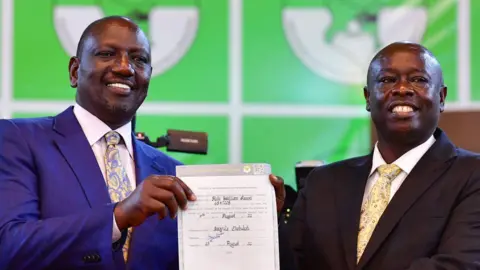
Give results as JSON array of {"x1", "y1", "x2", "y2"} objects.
[{"x1": 1, "y1": 0, "x2": 478, "y2": 189}]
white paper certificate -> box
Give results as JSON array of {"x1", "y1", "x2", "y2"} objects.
[{"x1": 176, "y1": 163, "x2": 280, "y2": 270}]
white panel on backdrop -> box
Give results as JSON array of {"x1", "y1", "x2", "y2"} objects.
[
  {"x1": 282, "y1": 7, "x2": 428, "y2": 85},
  {"x1": 53, "y1": 6, "x2": 199, "y2": 77}
]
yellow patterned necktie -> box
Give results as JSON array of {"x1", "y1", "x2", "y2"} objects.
[
  {"x1": 357, "y1": 163, "x2": 402, "y2": 263},
  {"x1": 104, "y1": 131, "x2": 134, "y2": 262}
]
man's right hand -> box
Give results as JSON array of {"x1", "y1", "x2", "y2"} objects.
[{"x1": 113, "y1": 175, "x2": 196, "y2": 230}]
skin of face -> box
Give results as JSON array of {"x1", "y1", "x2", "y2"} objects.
[
  {"x1": 69, "y1": 17, "x2": 152, "y2": 129},
  {"x1": 364, "y1": 42, "x2": 447, "y2": 159}
]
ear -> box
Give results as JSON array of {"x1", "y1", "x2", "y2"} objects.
[
  {"x1": 364, "y1": 86, "x2": 371, "y2": 111},
  {"x1": 68, "y1": 57, "x2": 80, "y2": 88},
  {"x1": 439, "y1": 85, "x2": 447, "y2": 112}
]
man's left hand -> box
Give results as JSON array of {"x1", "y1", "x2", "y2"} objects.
[{"x1": 269, "y1": 174, "x2": 285, "y2": 212}]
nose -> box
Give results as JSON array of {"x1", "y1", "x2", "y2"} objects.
[
  {"x1": 392, "y1": 83, "x2": 414, "y2": 97},
  {"x1": 112, "y1": 54, "x2": 134, "y2": 77}
]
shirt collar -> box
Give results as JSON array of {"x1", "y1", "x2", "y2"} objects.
[
  {"x1": 73, "y1": 103, "x2": 133, "y2": 157},
  {"x1": 370, "y1": 135, "x2": 436, "y2": 176}
]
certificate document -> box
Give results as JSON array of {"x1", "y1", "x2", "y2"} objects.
[{"x1": 176, "y1": 163, "x2": 280, "y2": 270}]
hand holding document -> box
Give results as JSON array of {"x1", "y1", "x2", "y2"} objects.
[{"x1": 176, "y1": 163, "x2": 280, "y2": 270}]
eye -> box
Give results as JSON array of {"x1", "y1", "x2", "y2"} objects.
[
  {"x1": 378, "y1": 76, "x2": 395, "y2": 83},
  {"x1": 133, "y1": 56, "x2": 148, "y2": 63},
  {"x1": 411, "y1": 76, "x2": 428, "y2": 83},
  {"x1": 96, "y1": 51, "x2": 114, "y2": 57}
]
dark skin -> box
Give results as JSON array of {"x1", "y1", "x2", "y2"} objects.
[
  {"x1": 68, "y1": 17, "x2": 285, "y2": 230},
  {"x1": 69, "y1": 17, "x2": 151, "y2": 130},
  {"x1": 363, "y1": 42, "x2": 447, "y2": 164}
]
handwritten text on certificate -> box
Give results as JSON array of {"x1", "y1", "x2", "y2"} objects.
[{"x1": 176, "y1": 164, "x2": 280, "y2": 270}]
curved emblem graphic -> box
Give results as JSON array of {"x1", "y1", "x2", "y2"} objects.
[
  {"x1": 53, "y1": 2, "x2": 199, "y2": 77},
  {"x1": 282, "y1": 2, "x2": 428, "y2": 85}
]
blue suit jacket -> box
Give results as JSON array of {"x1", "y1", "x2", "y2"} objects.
[{"x1": 0, "y1": 107, "x2": 182, "y2": 270}]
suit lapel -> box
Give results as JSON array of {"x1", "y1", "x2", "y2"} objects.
[
  {"x1": 357, "y1": 129, "x2": 457, "y2": 268},
  {"x1": 52, "y1": 106, "x2": 111, "y2": 207},
  {"x1": 132, "y1": 134, "x2": 167, "y2": 185},
  {"x1": 335, "y1": 154, "x2": 372, "y2": 270},
  {"x1": 127, "y1": 136, "x2": 168, "y2": 267}
]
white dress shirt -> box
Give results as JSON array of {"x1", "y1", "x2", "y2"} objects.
[
  {"x1": 363, "y1": 135, "x2": 436, "y2": 205},
  {"x1": 73, "y1": 103, "x2": 136, "y2": 242}
]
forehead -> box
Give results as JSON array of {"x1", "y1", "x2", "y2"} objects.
[
  {"x1": 373, "y1": 49, "x2": 435, "y2": 74},
  {"x1": 85, "y1": 21, "x2": 150, "y2": 52}
]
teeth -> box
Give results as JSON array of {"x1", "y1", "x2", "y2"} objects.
[
  {"x1": 392, "y1": 106, "x2": 414, "y2": 113},
  {"x1": 107, "y1": 83, "x2": 130, "y2": 90}
]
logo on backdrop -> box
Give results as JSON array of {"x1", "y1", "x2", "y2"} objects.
[
  {"x1": 282, "y1": 0, "x2": 429, "y2": 85},
  {"x1": 52, "y1": 0, "x2": 199, "y2": 77}
]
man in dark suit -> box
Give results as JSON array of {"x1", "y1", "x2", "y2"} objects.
[
  {"x1": 288, "y1": 41, "x2": 480, "y2": 269},
  {"x1": 0, "y1": 16, "x2": 285, "y2": 269}
]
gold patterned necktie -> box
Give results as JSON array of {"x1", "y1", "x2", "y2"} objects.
[
  {"x1": 357, "y1": 163, "x2": 402, "y2": 263},
  {"x1": 104, "y1": 131, "x2": 134, "y2": 262}
]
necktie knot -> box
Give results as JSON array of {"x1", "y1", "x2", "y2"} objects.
[
  {"x1": 377, "y1": 164, "x2": 402, "y2": 183},
  {"x1": 105, "y1": 131, "x2": 121, "y2": 146}
]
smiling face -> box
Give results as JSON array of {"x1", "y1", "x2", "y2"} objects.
[
  {"x1": 364, "y1": 42, "x2": 447, "y2": 144},
  {"x1": 69, "y1": 17, "x2": 152, "y2": 129}
]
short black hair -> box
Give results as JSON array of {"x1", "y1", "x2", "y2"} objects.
[{"x1": 75, "y1": 15, "x2": 136, "y2": 59}]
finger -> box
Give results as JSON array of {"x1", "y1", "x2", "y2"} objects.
[
  {"x1": 145, "y1": 197, "x2": 168, "y2": 220},
  {"x1": 149, "y1": 188, "x2": 180, "y2": 218},
  {"x1": 173, "y1": 176, "x2": 196, "y2": 201},
  {"x1": 151, "y1": 176, "x2": 189, "y2": 210},
  {"x1": 269, "y1": 174, "x2": 283, "y2": 186},
  {"x1": 269, "y1": 174, "x2": 286, "y2": 202},
  {"x1": 157, "y1": 207, "x2": 168, "y2": 220},
  {"x1": 269, "y1": 174, "x2": 285, "y2": 196}
]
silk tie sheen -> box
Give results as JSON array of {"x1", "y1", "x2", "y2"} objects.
[
  {"x1": 357, "y1": 163, "x2": 402, "y2": 263},
  {"x1": 104, "y1": 131, "x2": 134, "y2": 262}
]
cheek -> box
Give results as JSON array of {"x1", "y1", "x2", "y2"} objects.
[
  {"x1": 371, "y1": 92, "x2": 387, "y2": 109},
  {"x1": 79, "y1": 67, "x2": 101, "y2": 86},
  {"x1": 137, "y1": 74, "x2": 151, "y2": 91},
  {"x1": 420, "y1": 88, "x2": 438, "y2": 107}
]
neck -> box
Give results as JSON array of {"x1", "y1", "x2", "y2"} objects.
[
  {"x1": 76, "y1": 97, "x2": 132, "y2": 131},
  {"x1": 104, "y1": 121, "x2": 129, "y2": 131},
  {"x1": 376, "y1": 134, "x2": 431, "y2": 164}
]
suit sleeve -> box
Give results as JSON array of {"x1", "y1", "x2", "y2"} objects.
[
  {"x1": 288, "y1": 173, "x2": 318, "y2": 270},
  {"x1": 288, "y1": 188, "x2": 308, "y2": 270},
  {"x1": 406, "y1": 165, "x2": 480, "y2": 270},
  {"x1": 0, "y1": 119, "x2": 116, "y2": 269}
]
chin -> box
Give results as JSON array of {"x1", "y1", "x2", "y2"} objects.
[
  {"x1": 105, "y1": 100, "x2": 132, "y2": 113},
  {"x1": 389, "y1": 126, "x2": 426, "y2": 144},
  {"x1": 102, "y1": 102, "x2": 134, "y2": 121}
]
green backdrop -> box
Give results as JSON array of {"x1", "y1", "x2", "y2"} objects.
[{"x1": 2, "y1": 0, "x2": 475, "y2": 188}]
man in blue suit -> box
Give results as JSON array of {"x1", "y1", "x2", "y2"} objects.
[{"x1": 0, "y1": 16, "x2": 285, "y2": 269}]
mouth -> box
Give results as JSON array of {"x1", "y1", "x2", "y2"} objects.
[
  {"x1": 388, "y1": 103, "x2": 419, "y2": 118},
  {"x1": 106, "y1": 82, "x2": 132, "y2": 96}
]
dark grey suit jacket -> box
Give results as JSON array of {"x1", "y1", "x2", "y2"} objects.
[{"x1": 288, "y1": 128, "x2": 480, "y2": 270}]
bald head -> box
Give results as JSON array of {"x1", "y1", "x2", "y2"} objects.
[
  {"x1": 363, "y1": 41, "x2": 447, "y2": 154},
  {"x1": 75, "y1": 16, "x2": 150, "y2": 59},
  {"x1": 367, "y1": 42, "x2": 444, "y2": 88}
]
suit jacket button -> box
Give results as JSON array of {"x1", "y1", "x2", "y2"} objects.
[
  {"x1": 83, "y1": 254, "x2": 97, "y2": 263},
  {"x1": 94, "y1": 254, "x2": 101, "y2": 262}
]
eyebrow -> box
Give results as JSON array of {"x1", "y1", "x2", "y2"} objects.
[
  {"x1": 378, "y1": 67, "x2": 428, "y2": 74},
  {"x1": 98, "y1": 43, "x2": 149, "y2": 54}
]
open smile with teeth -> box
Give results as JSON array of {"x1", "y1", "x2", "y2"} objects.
[
  {"x1": 107, "y1": 83, "x2": 131, "y2": 95},
  {"x1": 391, "y1": 105, "x2": 417, "y2": 116},
  {"x1": 392, "y1": 106, "x2": 414, "y2": 113}
]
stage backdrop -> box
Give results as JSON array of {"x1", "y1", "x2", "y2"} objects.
[{"x1": 1, "y1": 0, "x2": 478, "y2": 188}]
